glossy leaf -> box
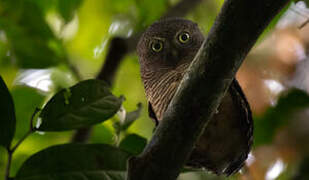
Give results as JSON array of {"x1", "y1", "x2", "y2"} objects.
[
  {"x1": 38, "y1": 79, "x2": 122, "y2": 131},
  {"x1": 254, "y1": 89, "x2": 309, "y2": 146},
  {"x1": 119, "y1": 133, "x2": 147, "y2": 155},
  {"x1": 0, "y1": 76, "x2": 16, "y2": 148},
  {"x1": 15, "y1": 143, "x2": 132, "y2": 180}
]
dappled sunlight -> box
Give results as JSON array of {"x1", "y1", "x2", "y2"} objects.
[
  {"x1": 265, "y1": 159, "x2": 286, "y2": 180},
  {"x1": 245, "y1": 153, "x2": 255, "y2": 167},
  {"x1": 0, "y1": 30, "x2": 7, "y2": 42},
  {"x1": 93, "y1": 37, "x2": 109, "y2": 59},
  {"x1": 46, "y1": 12, "x2": 80, "y2": 41},
  {"x1": 264, "y1": 79, "x2": 285, "y2": 106},
  {"x1": 15, "y1": 69, "x2": 53, "y2": 92},
  {"x1": 277, "y1": 1, "x2": 309, "y2": 29},
  {"x1": 108, "y1": 18, "x2": 134, "y2": 37},
  {"x1": 14, "y1": 68, "x2": 76, "y2": 92},
  {"x1": 264, "y1": 79, "x2": 285, "y2": 95}
]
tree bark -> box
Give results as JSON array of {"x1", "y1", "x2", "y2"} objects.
[{"x1": 127, "y1": 0, "x2": 291, "y2": 180}]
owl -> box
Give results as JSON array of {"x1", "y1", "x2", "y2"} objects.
[{"x1": 137, "y1": 18, "x2": 253, "y2": 175}]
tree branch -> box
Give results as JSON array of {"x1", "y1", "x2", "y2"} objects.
[
  {"x1": 127, "y1": 0, "x2": 291, "y2": 180},
  {"x1": 71, "y1": 0, "x2": 203, "y2": 143}
]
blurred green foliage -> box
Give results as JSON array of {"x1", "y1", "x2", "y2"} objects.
[
  {"x1": 254, "y1": 89, "x2": 309, "y2": 147},
  {"x1": 0, "y1": 0, "x2": 308, "y2": 179},
  {"x1": 0, "y1": 0, "x2": 64, "y2": 68}
]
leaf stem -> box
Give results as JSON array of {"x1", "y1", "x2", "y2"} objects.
[
  {"x1": 4, "y1": 108, "x2": 40, "y2": 180},
  {"x1": 5, "y1": 148, "x2": 12, "y2": 180},
  {"x1": 4, "y1": 130, "x2": 33, "y2": 180},
  {"x1": 10, "y1": 129, "x2": 33, "y2": 154}
]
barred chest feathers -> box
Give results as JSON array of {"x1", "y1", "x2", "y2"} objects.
[{"x1": 141, "y1": 63, "x2": 189, "y2": 121}]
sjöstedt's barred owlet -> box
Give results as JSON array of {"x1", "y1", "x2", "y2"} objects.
[{"x1": 137, "y1": 18, "x2": 253, "y2": 175}]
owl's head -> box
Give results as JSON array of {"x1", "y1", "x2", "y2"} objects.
[
  {"x1": 137, "y1": 18, "x2": 205, "y2": 121},
  {"x1": 137, "y1": 18, "x2": 204, "y2": 72}
]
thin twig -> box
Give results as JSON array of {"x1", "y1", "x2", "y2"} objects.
[
  {"x1": 299, "y1": 18, "x2": 309, "y2": 29},
  {"x1": 289, "y1": 6, "x2": 309, "y2": 29},
  {"x1": 4, "y1": 148, "x2": 12, "y2": 180}
]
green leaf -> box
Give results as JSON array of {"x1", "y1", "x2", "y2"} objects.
[
  {"x1": 15, "y1": 143, "x2": 132, "y2": 180},
  {"x1": 254, "y1": 89, "x2": 309, "y2": 146},
  {"x1": 119, "y1": 133, "x2": 147, "y2": 155},
  {"x1": 122, "y1": 103, "x2": 142, "y2": 130},
  {"x1": 38, "y1": 79, "x2": 122, "y2": 131},
  {"x1": 57, "y1": 0, "x2": 83, "y2": 23},
  {"x1": 0, "y1": 76, "x2": 16, "y2": 148},
  {"x1": 114, "y1": 103, "x2": 142, "y2": 134}
]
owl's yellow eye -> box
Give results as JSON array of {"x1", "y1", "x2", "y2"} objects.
[
  {"x1": 178, "y1": 32, "x2": 190, "y2": 43},
  {"x1": 151, "y1": 41, "x2": 163, "y2": 52}
]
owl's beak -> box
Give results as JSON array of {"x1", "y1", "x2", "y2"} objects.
[
  {"x1": 166, "y1": 47, "x2": 180, "y2": 67},
  {"x1": 170, "y1": 49, "x2": 179, "y2": 65},
  {"x1": 171, "y1": 49, "x2": 178, "y2": 58}
]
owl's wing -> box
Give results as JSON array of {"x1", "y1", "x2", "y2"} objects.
[
  {"x1": 223, "y1": 79, "x2": 253, "y2": 175},
  {"x1": 148, "y1": 102, "x2": 159, "y2": 126}
]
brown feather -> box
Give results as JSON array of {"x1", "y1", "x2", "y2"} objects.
[{"x1": 137, "y1": 18, "x2": 253, "y2": 176}]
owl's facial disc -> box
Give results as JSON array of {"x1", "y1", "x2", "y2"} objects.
[{"x1": 137, "y1": 18, "x2": 205, "y2": 71}]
